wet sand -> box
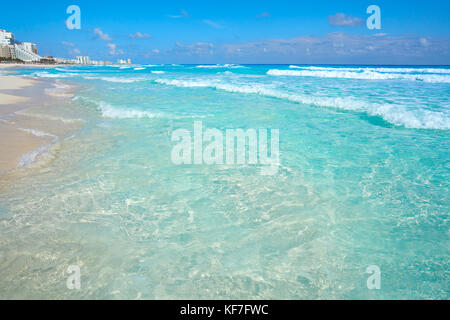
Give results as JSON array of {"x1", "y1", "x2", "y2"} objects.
[
  {"x1": 0, "y1": 63, "x2": 73, "y2": 70},
  {"x1": 0, "y1": 74, "x2": 80, "y2": 177},
  {"x1": 0, "y1": 76, "x2": 41, "y2": 174}
]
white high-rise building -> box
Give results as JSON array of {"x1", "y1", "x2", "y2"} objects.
[
  {"x1": 0, "y1": 29, "x2": 40, "y2": 62},
  {"x1": 0, "y1": 29, "x2": 14, "y2": 46},
  {"x1": 117, "y1": 59, "x2": 131, "y2": 65},
  {"x1": 9, "y1": 45, "x2": 16, "y2": 59},
  {"x1": 76, "y1": 56, "x2": 91, "y2": 64},
  {"x1": 0, "y1": 45, "x2": 16, "y2": 60},
  {"x1": 19, "y1": 42, "x2": 37, "y2": 54},
  {"x1": 0, "y1": 45, "x2": 11, "y2": 58},
  {"x1": 14, "y1": 44, "x2": 40, "y2": 62}
]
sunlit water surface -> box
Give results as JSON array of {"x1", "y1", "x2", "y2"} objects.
[{"x1": 0, "y1": 64, "x2": 448, "y2": 299}]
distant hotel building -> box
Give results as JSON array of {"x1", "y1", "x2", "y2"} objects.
[
  {"x1": 0, "y1": 29, "x2": 40, "y2": 62},
  {"x1": 77, "y1": 56, "x2": 131, "y2": 65},
  {"x1": 1, "y1": 28, "x2": 119, "y2": 65},
  {"x1": 117, "y1": 58, "x2": 132, "y2": 65},
  {"x1": 19, "y1": 42, "x2": 37, "y2": 54},
  {"x1": 0, "y1": 45, "x2": 15, "y2": 59},
  {"x1": 0, "y1": 29, "x2": 14, "y2": 46},
  {"x1": 75, "y1": 56, "x2": 112, "y2": 65},
  {"x1": 0, "y1": 29, "x2": 16, "y2": 60},
  {"x1": 76, "y1": 56, "x2": 91, "y2": 65}
]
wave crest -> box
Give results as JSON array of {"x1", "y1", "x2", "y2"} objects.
[
  {"x1": 155, "y1": 78, "x2": 449, "y2": 129},
  {"x1": 99, "y1": 102, "x2": 161, "y2": 119},
  {"x1": 268, "y1": 68, "x2": 450, "y2": 83},
  {"x1": 82, "y1": 76, "x2": 145, "y2": 83},
  {"x1": 288, "y1": 65, "x2": 450, "y2": 74},
  {"x1": 195, "y1": 64, "x2": 246, "y2": 69}
]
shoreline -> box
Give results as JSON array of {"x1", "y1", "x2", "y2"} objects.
[
  {"x1": 0, "y1": 63, "x2": 76, "y2": 69},
  {"x1": 0, "y1": 73, "x2": 80, "y2": 181}
]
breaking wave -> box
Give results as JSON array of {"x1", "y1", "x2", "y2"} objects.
[
  {"x1": 18, "y1": 144, "x2": 52, "y2": 167},
  {"x1": 268, "y1": 68, "x2": 450, "y2": 83},
  {"x1": 82, "y1": 76, "x2": 146, "y2": 83},
  {"x1": 155, "y1": 78, "x2": 449, "y2": 129},
  {"x1": 195, "y1": 64, "x2": 246, "y2": 69},
  {"x1": 288, "y1": 65, "x2": 450, "y2": 74},
  {"x1": 32, "y1": 72, "x2": 78, "y2": 78},
  {"x1": 98, "y1": 101, "x2": 162, "y2": 119},
  {"x1": 18, "y1": 128, "x2": 57, "y2": 139}
]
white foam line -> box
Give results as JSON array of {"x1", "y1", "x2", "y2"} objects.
[
  {"x1": 82, "y1": 76, "x2": 146, "y2": 83},
  {"x1": 15, "y1": 110, "x2": 83, "y2": 124},
  {"x1": 268, "y1": 69, "x2": 450, "y2": 83},
  {"x1": 155, "y1": 78, "x2": 450, "y2": 129},
  {"x1": 16, "y1": 129, "x2": 60, "y2": 168},
  {"x1": 289, "y1": 65, "x2": 450, "y2": 74},
  {"x1": 18, "y1": 127, "x2": 57, "y2": 139},
  {"x1": 98, "y1": 101, "x2": 162, "y2": 119},
  {"x1": 195, "y1": 64, "x2": 246, "y2": 69}
]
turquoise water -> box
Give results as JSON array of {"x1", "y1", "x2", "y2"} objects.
[{"x1": 0, "y1": 64, "x2": 448, "y2": 299}]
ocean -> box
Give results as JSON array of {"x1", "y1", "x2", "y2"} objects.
[{"x1": 0, "y1": 64, "x2": 448, "y2": 299}]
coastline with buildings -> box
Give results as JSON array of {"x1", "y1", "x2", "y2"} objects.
[
  {"x1": 0, "y1": 27, "x2": 133, "y2": 178},
  {"x1": 1, "y1": 28, "x2": 131, "y2": 66}
]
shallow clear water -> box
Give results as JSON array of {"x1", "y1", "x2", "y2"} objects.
[{"x1": 0, "y1": 64, "x2": 448, "y2": 299}]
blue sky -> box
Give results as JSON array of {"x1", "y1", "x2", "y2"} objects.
[{"x1": 1, "y1": 0, "x2": 449, "y2": 64}]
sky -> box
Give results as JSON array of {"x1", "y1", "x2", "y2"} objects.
[{"x1": 1, "y1": 0, "x2": 449, "y2": 64}]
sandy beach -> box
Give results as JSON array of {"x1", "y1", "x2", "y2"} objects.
[
  {"x1": 0, "y1": 75, "x2": 37, "y2": 104},
  {"x1": 0, "y1": 63, "x2": 72, "y2": 70},
  {"x1": 0, "y1": 76, "x2": 41, "y2": 174},
  {"x1": 0, "y1": 73, "x2": 79, "y2": 177}
]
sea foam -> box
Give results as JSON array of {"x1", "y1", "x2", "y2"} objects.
[
  {"x1": 195, "y1": 64, "x2": 246, "y2": 69},
  {"x1": 99, "y1": 101, "x2": 161, "y2": 119},
  {"x1": 288, "y1": 65, "x2": 450, "y2": 74},
  {"x1": 83, "y1": 76, "x2": 146, "y2": 83},
  {"x1": 155, "y1": 78, "x2": 449, "y2": 129},
  {"x1": 268, "y1": 68, "x2": 450, "y2": 83}
]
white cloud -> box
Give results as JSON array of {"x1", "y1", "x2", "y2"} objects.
[
  {"x1": 61, "y1": 41, "x2": 75, "y2": 47},
  {"x1": 154, "y1": 32, "x2": 449, "y2": 64},
  {"x1": 62, "y1": 41, "x2": 80, "y2": 56},
  {"x1": 329, "y1": 13, "x2": 364, "y2": 27},
  {"x1": 93, "y1": 28, "x2": 112, "y2": 41},
  {"x1": 168, "y1": 41, "x2": 215, "y2": 57},
  {"x1": 167, "y1": 9, "x2": 190, "y2": 19},
  {"x1": 180, "y1": 9, "x2": 190, "y2": 18},
  {"x1": 130, "y1": 32, "x2": 151, "y2": 39},
  {"x1": 203, "y1": 20, "x2": 223, "y2": 29},
  {"x1": 144, "y1": 48, "x2": 161, "y2": 58},
  {"x1": 420, "y1": 38, "x2": 430, "y2": 47},
  {"x1": 257, "y1": 12, "x2": 271, "y2": 18},
  {"x1": 222, "y1": 32, "x2": 450, "y2": 63},
  {"x1": 107, "y1": 43, "x2": 123, "y2": 55}
]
